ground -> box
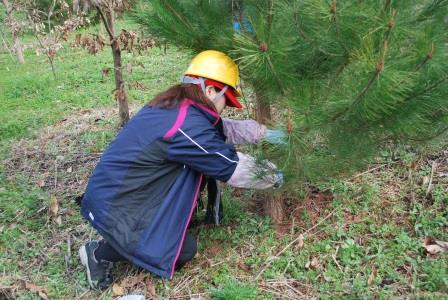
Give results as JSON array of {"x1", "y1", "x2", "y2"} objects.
[{"x1": 0, "y1": 19, "x2": 447, "y2": 300}]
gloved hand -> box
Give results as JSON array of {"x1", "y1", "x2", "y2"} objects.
[
  {"x1": 265, "y1": 129, "x2": 287, "y2": 145},
  {"x1": 273, "y1": 171, "x2": 284, "y2": 188}
]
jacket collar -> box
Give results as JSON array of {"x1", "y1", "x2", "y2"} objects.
[{"x1": 183, "y1": 98, "x2": 220, "y2": 126}]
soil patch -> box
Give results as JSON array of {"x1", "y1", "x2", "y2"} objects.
[{"x1": 246, "y1": 186, "x2": 334, "y2": 235}]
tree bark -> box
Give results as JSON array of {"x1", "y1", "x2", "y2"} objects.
[
  {"x1": 263, "y1": 192, "x2": 285, "y2": 226},
  {"x1": 254, "y1": 90, "x2": 284, "y2": 226},
  {"x1": 254, "y1": 91, "x2": 272, "y2": 125},
  {"x1": 101, "y1": 6, "x2": 129, "y2": 126},
  {"x1": 3, "y1": 0, "x2": 25, "y2": 64}
]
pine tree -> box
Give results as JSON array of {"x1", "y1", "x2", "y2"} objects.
[{"x1": 133, "y1": 0, "x2": 448, "y2": 187}]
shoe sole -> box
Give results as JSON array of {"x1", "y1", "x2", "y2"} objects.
[{"x1": 78, "y1": 245, "x2": 95, "y2": 289}]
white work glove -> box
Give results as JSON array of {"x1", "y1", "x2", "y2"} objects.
[{"x1": 227, "y1": 152, "x2": 283, "y2": 189}]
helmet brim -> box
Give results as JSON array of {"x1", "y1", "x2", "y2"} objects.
[{"x1": 205, "y1": 79, "x2": 243, "y2": 109}]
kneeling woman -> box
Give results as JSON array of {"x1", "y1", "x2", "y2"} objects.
[{"x1": 79, "y1": 50, "x2": 283, "y2": 290}]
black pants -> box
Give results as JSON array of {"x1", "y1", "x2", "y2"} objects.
[{"x1": 95, "y1": 232, "x2": 197, "y2": 270}]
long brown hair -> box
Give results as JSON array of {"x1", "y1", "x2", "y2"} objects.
[{"x1": 148, "y1": 84, "x2": 217, "y2": 113}]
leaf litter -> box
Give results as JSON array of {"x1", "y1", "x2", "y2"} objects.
[{"x1": 3, "y1": 105, "x2": 138, "y2": 200}]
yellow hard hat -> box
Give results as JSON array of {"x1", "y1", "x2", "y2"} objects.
[{"x1": 185, "y1": 50, "x2": 239, "y2": 89}]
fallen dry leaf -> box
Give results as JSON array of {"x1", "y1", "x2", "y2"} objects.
[
  {"x1": 25, "y1": 281, "x2": 49, "y2": 300},
  {"x1": 146, "y1": 277, "x2": 156, "y2": 298},
  {"x1": 310, "y1": 256, "x2": 319, "y2": 268},
  {"x1": 305, "y1": 257, "x2": 319, "y2": 269},
  {"x1": 112, "y1": 283, "x2": 125, "y2": 296},
  {"x1": 37, "y1": 180, "x2": 46, "y2": 187},
  {"x1": 296, "y1": 234, "x2": 304, "y2": 249},
  {"x1": 120, "y1": 272, "x2": 146, "y2": 288},
  {"x1": 67, "y1": 166, "x2": 73, "y2": 173},
  {"x1": 49, "y1": 196, "x2": 59, "y2": 217},
  {"x1": 227, "y1": 226, "x2": 232, "y2": 235},
  {"x1": 367, "y1": 267, "x2": 377, "y2": 287},
  {"x1": 424, "y1": 237, "x2": 448, "y2": 257},
  {"x1": 126, "y1": 63, "x2": 133, "y2": 74}
]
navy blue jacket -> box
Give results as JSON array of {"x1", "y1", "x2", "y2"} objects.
[{"x1": 81, "y1": 99, "x2": 238, "y2": 279}]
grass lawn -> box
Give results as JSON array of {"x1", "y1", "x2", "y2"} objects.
[{"x1": 0, "y1": 19, "x2": 447, "y2": 300}]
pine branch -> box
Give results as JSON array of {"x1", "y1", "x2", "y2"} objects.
[
  {"x1": 266, "y1": 54, "x2": 285, "y2": 94},
  {"x1": 383, "y1": 0, "x2": 391, "y2": 12},
  {"x1": 415, "y1": 0, "x2": 448, "y2": 22},
  {"x1": 160, "y1": 0, "x2": 193, "y2": 31},
  {"x1": 330, "y1": 0, "x2": 349, "y2": 56},
  {"x1": 414, "y1": 43, "x2": 434, "y2": 72},
  {"x1": 409, "y1": 125, "x2": 448, "y2": 142},
  {"x1": 332, "y1": 9, "x2": 396, "y2": 121},
  {"x1": 402, "y1": 75, "x2": 448, "y2": 104},
  {"x1": 292, "y1": 9, "x2": 312, "y2": 43},
  {"x1": 266, "y1": 0, "x2": 274, "y2": 42}
]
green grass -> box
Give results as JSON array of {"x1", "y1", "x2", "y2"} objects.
[{"x1": 1, "y1": 17, "x2": 447, "y2": 300}]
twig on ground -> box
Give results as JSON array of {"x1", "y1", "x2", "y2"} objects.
[
  {"x1": 169, "y1": 292, "x2": 208, "y2": 299},
  {"x1": 76, "y1": 289, "x2": 90, "y2": 299},
  {"x1": 172, "y1": 274, "x2": 191, "y2": 295},
  {"x1": 254, "y1": 209, "x2": 335, "y2": 280},
  {"x1": 54, "y1": 160, "x2": 58, "y2": 189},
  {"x1": 285, "y1": 282, "x2": 305, "y2": 296},
  {"x1": 258, "y1": 285, "x2": 306, "y2": 300},
  {"x1": 65, "y1": 234, "x2": 72, "y2": 271},
  {"x1": 331, "y1": 246, "x2": 343, "y2": 272},
  {"x1": 351, "y1": 164, "x2": 387, "y2": 180},
  {"x1": 426, "y1": 161, "x2": 437, "y2": 197}
]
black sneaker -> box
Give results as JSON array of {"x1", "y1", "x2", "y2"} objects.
[{"x1": 79, "y1": 240, "x2": 114, "y2": 290}]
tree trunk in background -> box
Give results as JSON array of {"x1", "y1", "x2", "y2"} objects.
[
  {"x1": 103, "y1": 7, "x2": 129, "y2": 126},
  {"x1": 3, "y1": 0, "x2": 25, "y2": 64}
]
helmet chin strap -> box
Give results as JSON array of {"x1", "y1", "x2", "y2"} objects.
[
  {"x1": 181, "y1": 76, "x2": 228, "y2": 102},
  {"x1": 213, "y1": 85, "x2": 228, "y2": 102}
]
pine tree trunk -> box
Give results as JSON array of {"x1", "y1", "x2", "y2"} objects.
[
  {"x1": 103, "y1": 7, "x2": 129, "y2": 126},
  {"x1": 263, "y1": 192, "x2": 285, "y2": 227},
  {"x1": 254, "y1": 91, "x2": 284, "y2": 226},
  {"x1": 254, "y1": 91, "x2": 271, "y2": 125},
  {"x1": 3, "y1": 0, "x2": 25, "y2": 64}
]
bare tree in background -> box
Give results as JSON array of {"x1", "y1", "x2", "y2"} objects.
[
  {"x1": 27, "y1": 1, "x2": 84, "y2": 79},
  {"x1": 72, "y1": 0, "x2": 90, "y2": 15},
  {"x1": 90, "y1": 0, "x2": 130, "y2": 126},
  {"x1": 2, "y1": 0, "x2": 25, "y2": 64}
]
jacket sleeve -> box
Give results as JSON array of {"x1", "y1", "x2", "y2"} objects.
[
  {"x1": 222, "y1": 118, "x2": 267, "y2": 145},
  {"x1": 166, "y1": 124, "x2": 239, "y2": 182}
]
